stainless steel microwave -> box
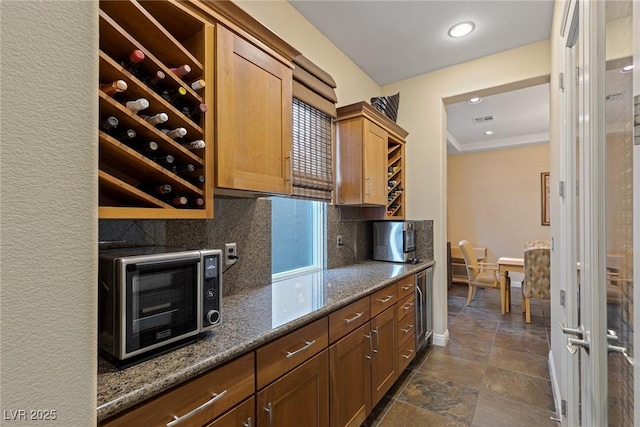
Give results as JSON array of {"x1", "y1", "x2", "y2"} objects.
[
  {"x1": 372, "y1": 221, "x2": 417, "y2": 263},
  {"x1": 98, "y1": 246, "x2": 222, "y2": 366}
]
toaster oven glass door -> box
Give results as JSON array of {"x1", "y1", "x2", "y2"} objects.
[{"x1": 125, "y1": 258, "x2": 199, "y2": 354}]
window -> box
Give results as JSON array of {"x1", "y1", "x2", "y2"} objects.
[{"x1": 271, "y1": 197, "x2": 325, "y2": 279}]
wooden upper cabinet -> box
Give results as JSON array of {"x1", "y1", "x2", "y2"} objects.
[
  {"x1": 215, "y1": 25, "x2": 293, "y2": 195},
  {"x1": 335, "y1": 101, "x2": 408, "y2": 210}
]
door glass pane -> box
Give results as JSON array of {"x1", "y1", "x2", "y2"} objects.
[{"x1": 605, "y1": 1, "x2": 634, "y2": 424}]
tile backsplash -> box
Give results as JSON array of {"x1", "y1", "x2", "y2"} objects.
[{"x1": 99, "y1": 198, "x2": 434, "y2": 296}]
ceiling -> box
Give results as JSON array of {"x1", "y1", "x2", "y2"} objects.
[{"x1": 289, "y1": 0, "x2": 555, "y2": 151}]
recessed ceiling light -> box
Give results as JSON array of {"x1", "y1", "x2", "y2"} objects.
[
  {"x1": 448, "y1": 21, "x2": 475, "y2": 38},
  {"x1": 467, "y1": 97, "x2": 482, "y2": 104},
  {"x1": 484, "y1": 130, "x2": 494, "y2": 135},
  {"x1": 621, "y1": 65, "x2": 634, "y2": 73}
]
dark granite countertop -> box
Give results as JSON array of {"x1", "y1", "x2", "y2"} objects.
[{"x1": 97, "y1": 260, "x2": 435, "y2": 422}]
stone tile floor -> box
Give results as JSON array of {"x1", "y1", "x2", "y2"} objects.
[{"x1": 363, "y1": 284, "x2": 558, "y2": 426}]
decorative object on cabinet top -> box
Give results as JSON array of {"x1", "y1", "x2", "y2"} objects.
[{"x1": 371, "y1": 92, "x2": 400, "y2": 122}]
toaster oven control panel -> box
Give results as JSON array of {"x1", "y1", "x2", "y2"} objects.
[{"x1": 202, "y1": 251, "x2": 222, "y2": 330}]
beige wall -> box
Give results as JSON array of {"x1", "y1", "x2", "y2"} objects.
[
  {"x1": 382, "y1": 41, "x2": 551, "y2": 339},
  {"x1": 448, "y1": 144, "x2": 551, "y2": 264},
  {"x1": 0, "y1": 1, "x2": 98, "y2": 424},
  {"x1": 235, "y1": 0, "x2": 381, "y2": 106}
]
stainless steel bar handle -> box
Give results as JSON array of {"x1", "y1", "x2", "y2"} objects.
[
  {"x1": 402, "y1": 302, "x2": 414, "y2": 312},
  {"x1": 285, "y1": 150, "x2": 292, "y2": 182},
  {"x1": 243, "y1": 417, "x2": 252, "y2": 427},
  {"x1": 365, "y1": 333, "x2": 373, "y2": 360},
  {"x1": 401, "y1": 284, "x2": 412, "y2": 291},
  {"x1": 264, "y1": 402, "x2": 273, "y2": 427},
  {"x1": 559, "y1": 322, "x2": 584, "y2": 337},
  {"x1": 402, "y1": 349, "x2": 414, "y2": 359},
  {"x1": 401, "y1": 324, "x2": 414, "y2": 333},
  {"x1": 373, "y1": 328, "x2": 380, "y2": 354},
  {"x1": 345, "y1": 312, "x2": 363, "y2": 324},
  {"x1": 285, "y1": 340, "x2": 316, "y2": 358},
  {"x1": 416, "y1": 285, "x2": 424, "y2": 335},
  {"x1": 567, "y1": 337, "x2": 590, "y2": 355},
  {"x1": 366, "y1": 177, "x2": 371, "y2": 195},
  {"x1": 166, "y1": 390, "x2": 228, "y2": 427},
  {"x1": 378, "y1": 295, "x2": 393, "y2": 304},
  {"x1": 607, "y1": 343, "x2": 634, "y2": 365}
]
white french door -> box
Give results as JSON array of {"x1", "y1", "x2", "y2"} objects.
[{"x1": 558, "y1": 0, "x2": 637, "y2": 425}]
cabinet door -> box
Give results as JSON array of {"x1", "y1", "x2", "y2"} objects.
[
  {"x1": 257, "y1": 350, "x2": 329, "y2": 427},
  {"x1": 370, "y1": 307, "x2": 398, "y2": 406},
  {"x1": 329, "y1": 324, "x2": 372, "y2": 427},
  {"x1": 205, "y1": 397, "x2": 255, "y2": 427},
  {"x1": 362, "y1": 119, "x2": 387, "y2": 205},
  {"x1": 216, "y1": 25, "x2": 292, "y2": 195}
]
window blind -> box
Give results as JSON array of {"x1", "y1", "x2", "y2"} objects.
[{"x1": 292, "y1": 98, "x2": 333, "y2": 201}]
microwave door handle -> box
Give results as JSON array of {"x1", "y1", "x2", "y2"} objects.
[{"x1": 130, "y1": 256, "x2": 201, "y2": 270}]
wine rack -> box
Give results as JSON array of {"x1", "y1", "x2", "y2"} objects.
[
  {"x1": 98, "y1": 0, "x2": 214, "y2": 218},
  {"x1": 385, "y1": 140, "x2": 405, "y2": 218}
]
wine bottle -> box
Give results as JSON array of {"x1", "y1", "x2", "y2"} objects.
[
  {"x1": 141, "y1": 70, "x2": 165, "y2": 88},
  {"x1": 188, "y1": 197, "x2": 204, "y2": 207},
  {"x1": 101, "y1": 116, "x2": 119, "y2": 132},
  {"x1": 138, "y1": 183, "x2": 172, "y2": 196},
  {"x1": 189, "y1": 79, "x2": 205, "y2": 91},
  {"x1": 141, "y1": 112, "x2": 169, "y2": 126},
  {"x1": 170, "y1": 65, "x2": 191, "y2": 79},
  {"x1": 157, "y1": 155, "x2": 175, "y2": 167},
  {"x1": 100, "y1": 80, "x2": 128, "y2": 96},
  {"x1": 121, "y1": 49, "x2": 145, "y2": 74},
  {"x1": 124, "y1": 98, "x2": 149, "y2": 114},
  {"x1": 140, "y1": 141, "x2": 159, "y2": 157},
  {"x1": 159, "y1": 86, "x2": 187, "y2": 104},
  {"x1": 168, "y1": 196, "x2": 188, "y2": 206},
  {"x1": 181, "y1": 103, "x2": 207, "y2": 121},
  {"x1": 162, "y1": 127, "x2": 187, "y2": 139},
  {"x1": 119, "y1": 129, "x2": 137, "y2": 143},
  {"x1": 184, "y1": 174, "x2": 205, "y2": 185},
  {"x1": 180, "y1": 139, "x2": 205, "y2": 150},
  {"x1": 174, "y1": 163, "x2": 195, "y2": 174}
]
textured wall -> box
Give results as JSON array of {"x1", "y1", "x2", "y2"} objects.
[{"x1": 0, "y1": 1, "x2": 98, "y2": 424}]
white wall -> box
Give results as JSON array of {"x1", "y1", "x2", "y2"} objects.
[
  {"x1": 0, "y1": 1, "x2": 98, "y2": 424},
  {"x1": 382, "y1": 42, "x2": 551, "y2": 340}
]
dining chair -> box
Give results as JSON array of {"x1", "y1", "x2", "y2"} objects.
[
  {"x1": 522, "y1": 240, "x2": 551, "y2": 323},
  {"x1": 458, "y1": 240, "x2": 502, "y2": 305}
]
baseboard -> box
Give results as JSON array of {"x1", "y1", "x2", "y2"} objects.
[
  {"x1": 549, "y1": 349, "x2": 562, "y2": 420},
  {"x1": 433, "y1": 329, "x2": 449, "y2": 346}
]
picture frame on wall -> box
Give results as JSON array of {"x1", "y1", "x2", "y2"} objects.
[{"x1": 541, "y1": 172, "x2": 550, "y2": 226}]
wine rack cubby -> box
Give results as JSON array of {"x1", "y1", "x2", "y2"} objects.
[
  {"x1": 385, "y1": 140, "x2": 405, "y2": 218},
  {"x1": 98, "y1": 0, "x2": 214, "y2": 219}
]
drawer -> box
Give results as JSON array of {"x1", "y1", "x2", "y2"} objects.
[
  {"x1": 370, "y1": 283, "x2": 398, "y2": 318},
  {"x1": 101, "y1": 353, "x2": 255, "y2": 427},
  {"x1": 328, "y1": 296, "x2": 370, "y2": 343},
  {"x1": 204, "y1": 396, "x2": 254, "y2": 427},
  {"x1": 256, "y1": 317, "x2": 328, "y2": 390},
  {"x1": 396, "y1": 275, "x2": 415, "y2": 300},
  {"x1": 398, "y1": 335, "x2": 416, "y2": 373},
  {"x1": 397, "y1": 309, "x2": 416, "y2": 348},
  {"x1": 397, "y1": 293, "x2": 415, "y2": 321}
]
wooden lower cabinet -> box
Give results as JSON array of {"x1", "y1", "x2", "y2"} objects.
[
  {"x1": 205, "y1": 397, "x2": 255, "y2": 427},
  {"x1": 329, "y1": 323, "x2": 372, "y2": 427},
  {"x1": 370, "y1": 307, "x2": 398, "y2": 406},
  {"x1": 256, "y1": 350, "x2": 329, "y2": 427}
]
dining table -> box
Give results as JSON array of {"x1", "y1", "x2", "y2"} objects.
[{"x1": 497, "y1": 257, "x2": 524, "y2": 315}]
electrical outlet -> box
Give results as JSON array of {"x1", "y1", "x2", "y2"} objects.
[
  {"x1": 337, "y1": 235, "x2": 343, "y2": 247},
  {"x1": 224, "y1": 243, "x2": 237, "y2": 266}
]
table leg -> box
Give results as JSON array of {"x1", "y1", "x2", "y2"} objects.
[
  {"x1": 506, "y1": 273, "x2": 511, "y2": 313},
  {"x1": 500, "y1": 271, "x2": 506, "y2": 315}
]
